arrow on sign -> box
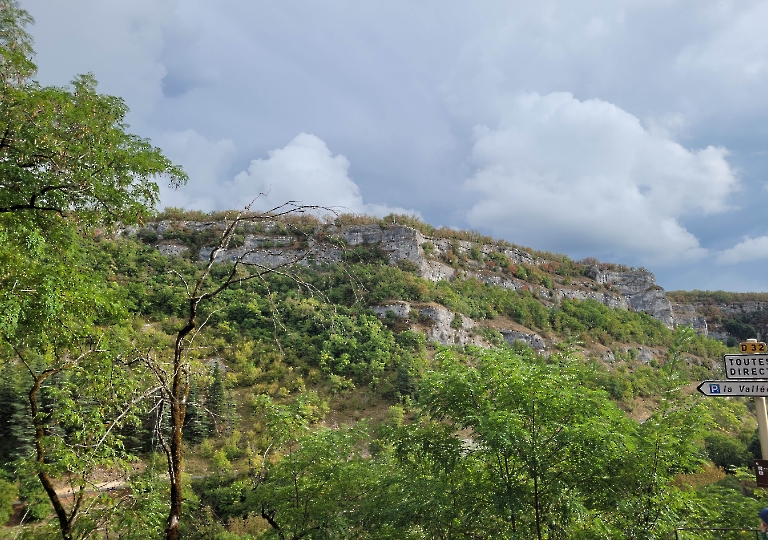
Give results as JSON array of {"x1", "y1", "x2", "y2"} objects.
[{"x1": 698, "y1": 380, "x2": 768, "y2": 397}]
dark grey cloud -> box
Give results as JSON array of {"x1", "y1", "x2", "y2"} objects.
[{"x1": 21, "y1": 0, "x2": 768, "y2": 291}]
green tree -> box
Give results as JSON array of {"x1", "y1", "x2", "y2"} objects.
[
  {"x1": 145, "y1": 205, "x2": 332, "y2": 540},
  {"x1": 704, "y1": 432, "x2": 751, "y2": 469},
  {"x1": 240, "y1": 393, "x2": 368, "y2": 539},
  {"x1": 419, "y1": 347, "x2": 631, "y2": 540},
  {"x1": 0, "y1": 3, "x2": 186, "y2": 538},
  {"x1": 0, "y1": 476, "x2": 17, "y2": 526},
  {"x1": 372, "y1": 420, "x2": 504, "y2": 539},
  {"x1": 613, "y1": 326, "x2": 710, "y2": 539},
  {"x1": 0, "y1": 2, "x2": 184, "y2": 224}
]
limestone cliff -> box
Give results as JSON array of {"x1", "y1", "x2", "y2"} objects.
[
  {"x1": 127, "y1": 220, "x2": 684, "y2": 331},
  {"x1": 585, "y1": 266, "x2": 674, "y2": 328}
]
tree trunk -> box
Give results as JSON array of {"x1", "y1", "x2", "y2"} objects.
[
  {"x1": 165, "y1": 316, "x2": 192, "y2": 540},
  {"x1": 29, "y1": 373, "x2": 73, "y2": 540},
  {"x1": 165, "y1": 395, "x2": 185, "y2": 540}
]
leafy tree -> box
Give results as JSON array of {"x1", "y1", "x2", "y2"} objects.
[
  {"x1": 724, "y1": 318, "x2": 756, "y2": 341},
  {"x1": 420, "y1": 347, "x2": 631, "y2": 540},
  {"x1": 704, "y1": 432, "x2": 751, "y2": 469},
  {"x1": 144, "y1": 205, "x2": 333, "y2": 540},
  {"x1": 0, "y1": 360, "x2": 32, "y2": 469},
  {"x1": 0, "y1": 2, "x2": 184, "y2": 224},
  {"x1": 250, "y1": 425, "x2": 369, "y2": 539},
  {"x1": 0, "y1": 3, "x2": 185, "y2": 538},
  {"x1": 613, "y1": 327, "x2": 710, "y2": 539},
  {"x1": 372, "y1": 420, "x2": 504, "y2": 539}
]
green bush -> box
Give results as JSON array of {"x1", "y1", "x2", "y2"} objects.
[
  {"x1": 0, "y1": 478, "x2": 17, "y2": 526},
  {"x1": 551, "y1": 299, "x2": 670, "y2": 346},
  {"x1": 704, "y1": 432, "x2": 752, "y2": 469}
]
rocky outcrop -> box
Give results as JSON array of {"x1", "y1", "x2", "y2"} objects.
[
  {"x1": 498, "y1": 329, "x2": 546, "y2": 350},
  {"x1": 670, "y1": 303, "x2": 708, "y2": 335},
  {"x1": 554, "y1": 288, "x2": 629, "y2": 310},
  {"x1": 339, "y1": 225, "x2": 423, "y2": 265},
  {"x1": 469, "y1": 272, "x2": 524, "y2": 292},
  {"x1": 417, "y1": 304, "x2": 481, "y2": 346},
  {"x1": 586, "y1": 267, "x2": 674, "y2": 328},
  {"x1": 603, "y1": 346, "x2": 660, "y2": 364},
  {"x1": 157, "y1": 243, "x2": 188, "y2": 257},
  {"x1": 370, "y1": 301, "x2": 546, "y2": 350},
  {"x1": 421, "y1": 260, "x2": 456, "y2": 282},
  {"x1": 134, "y1": 220, "x2": 684, "y2": 329},
  {"x1": 371, "y1": 301, "x2": 482, "y2": 346},
  {"x1": 709, "y1": 302, "x2": 768, "y2": 317},
  {"x1": 370, "y1": 301, "x2": 412, "y2": 320},
  {"x1": 427, "y1": 237, "x2": 540, "y2": 266}
]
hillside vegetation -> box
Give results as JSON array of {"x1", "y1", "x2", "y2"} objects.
[
  {"x1": 4, "y1": 3, "x2": 767, "y2": 537},
  {"x1": 3, "y1": 211, "x2": 767, "y2": 539}
]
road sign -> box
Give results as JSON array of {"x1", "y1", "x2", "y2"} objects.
[
  {"x1": 723, "y1": 354, "x2": 768, "y2": 379},
  {"x1": 698, "y1": 380, "x2": 768, "y2": 396},
  {"x1": 756, "y1": 460, "x2": 768, "y2": 487},
  {"x1": 741, "y1": 341, "x2": 767, "y2": 353}
]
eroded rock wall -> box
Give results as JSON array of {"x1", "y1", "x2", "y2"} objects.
[
  {"x1": 586, "y1": 266, "x2": 674, "y2": 328},
  {"x1": 130, "y1": 220, "x2": 685, "y2": 329}
]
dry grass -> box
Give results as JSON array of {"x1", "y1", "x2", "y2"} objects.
[{"x1": 672, "y1": 462, "x2": 727, "y2": 490}]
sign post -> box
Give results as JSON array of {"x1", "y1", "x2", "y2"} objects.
[
  {"x1": 699, "y1": 339, "x2": 768, "y2": 464},
  {"x1": 756, "y1": 459, "x2": 768, "y2": 487},
  {"x1": 757, "y1": 397, "x2": 768, "y2": 460}
]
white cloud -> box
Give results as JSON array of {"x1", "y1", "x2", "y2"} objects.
[
  {"x1": 158, "y1": 129, "x2": 237, "y2": 212},
  {"x1": 158, "y1": 132, "x2": 417, "y2": 217},
  {"x1": 464, "y1": 92, "x2": 738, "y2": 265},
  {"x1": 231, "y1": 133, "x2": 416, "y2": 217},
  {"x1": 717, "y1": 236, "x2": 768, "y2": 265}
]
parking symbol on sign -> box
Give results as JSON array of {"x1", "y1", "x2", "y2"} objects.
[{"x1": 709, "y1": 384, "x2": 721, "y2": 394}]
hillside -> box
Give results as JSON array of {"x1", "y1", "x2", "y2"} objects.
[
  {"x1": 126, "y1": 212, "x2": 721, "y2": 351},
  {"x1": 3, "y1": 210, "x2": 767, "y2": 539}
]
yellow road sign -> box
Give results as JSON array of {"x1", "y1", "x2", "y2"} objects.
[{"x1": 741, "y1": 341, "x2": 767, "y2": 353}]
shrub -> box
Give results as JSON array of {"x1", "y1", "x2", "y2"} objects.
[
  {"x1": 704, "y1": 432, "x2": 751, "y2": 469},
  {"x1": 0, "y1": 478, "x2": 17, "y2": 526}
]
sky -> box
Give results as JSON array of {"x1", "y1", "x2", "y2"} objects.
[{"x1": 21, "y1": 0, "x2": 768, "y2": 292}]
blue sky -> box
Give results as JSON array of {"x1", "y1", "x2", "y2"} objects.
[{"x1": 23, "y1": 0, "x2": 768, "y2": 292}]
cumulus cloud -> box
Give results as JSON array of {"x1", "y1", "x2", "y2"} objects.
[
  {"x1": 231, "y1": 133, "x2": 416, "y2": 217},
  {"x1": 158, "y1": 132, "x2": 416, "y2": 217},
  {"x1": 717, "y1": 236, "x2": 768, "y2": 265},
  {"x1": 464, "y1": 92, "x2": 738, "y2": 265},
  {"x1": 157, "y1": 129, "x2": 237, "y2": 212}
]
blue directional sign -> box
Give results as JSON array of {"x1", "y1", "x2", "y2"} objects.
[{"x1": 698, "y1": 380, "x2": 768, "y2": 397}]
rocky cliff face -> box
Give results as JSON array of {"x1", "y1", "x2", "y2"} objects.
[
  {"x1": 585, "y1": 266, "x2": 674, "y2": 328},
  {"x1": 370, "y1": 300, "x2": 545, "y2": 349},
  {"x1": 675, "y1": 301, "x2": 768, "y2": 341},
  {"x1": 670, "y1": 303, "x2": 708, "y2": 336},
  {"x1": 127, "y1": 220, "x2": 684, "y2": 331}
]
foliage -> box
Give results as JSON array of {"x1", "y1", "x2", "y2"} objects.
[
  {"x1": 0, "y1": 4, "x2": 186, "y2": 538},
  {"x1": 724, "y1": 318, "x2": 757, "y2": 340},
  {"x1": 667, "y1": 290, "x2": 768, "y2": 304},
  {"x1": 419, "y1": 347, "x2": 632, "y2": 539},
  {"x1": 0, "y1": 477, "x2": 17, "y2": 526},
  {"x1": 551, "y1": 299, "x2": 670, "y2": 346},
  {"x1": 704, "y1": 432, "x2": 752, "y2": 469}
]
